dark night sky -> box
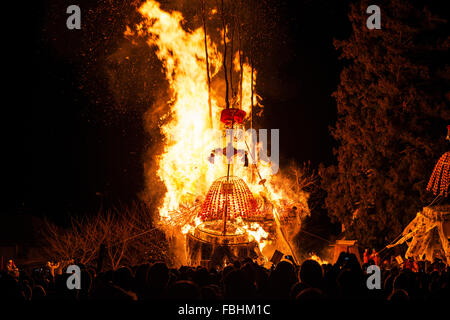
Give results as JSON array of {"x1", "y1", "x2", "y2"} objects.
[{"x1": 4, "y1": 0, "x2": 351, "y2": 224}]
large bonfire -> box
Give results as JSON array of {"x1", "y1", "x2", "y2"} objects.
[{"x1": 126, "y1": 0, "x2": 311, "y2": 265}]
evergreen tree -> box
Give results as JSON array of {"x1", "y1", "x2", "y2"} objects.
[{"x1": 320, "y1": 0, "x2": 450, "y2": 249}]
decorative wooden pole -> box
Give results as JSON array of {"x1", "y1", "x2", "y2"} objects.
[
  {"x1": 201, "y1": 0, "x2": 213, "y2": 129},
  {"x1": 220, "y1": 0, "x2": 229, "y2": 109}
]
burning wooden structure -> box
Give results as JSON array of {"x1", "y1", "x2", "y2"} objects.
[{"x1": 131, "y1": 1, "x2": 309, "y2": 266}]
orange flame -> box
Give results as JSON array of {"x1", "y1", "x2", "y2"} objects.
[
  {"x1": 309, "y1": 254, "x2": 329, "y2": 265},
  {"x1": 128, "y1": 1, "x2": 309, "y2": 258},
  {"x1": 133, "y1": 1, "x2": 262, "y2": 218}
]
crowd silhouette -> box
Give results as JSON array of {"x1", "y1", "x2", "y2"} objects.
[{"x1": 1, "y1": 253, "x2": 448, "y2": 301}]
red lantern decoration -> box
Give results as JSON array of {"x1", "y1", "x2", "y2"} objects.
[
  {"x1": 427, "y1": 151, "x2": 450, "y2": 197},
  {"x1": 198, "y1": 176, "x2": 261, "y2": 221},
  {"x1": 220, "y1": 108, "x2": 246, "y2": 126}
]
